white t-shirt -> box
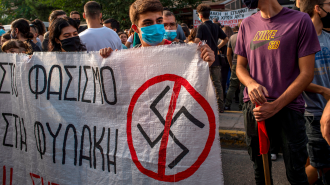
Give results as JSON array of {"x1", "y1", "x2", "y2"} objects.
[
  {"x1": 79, "y1": 26, "x2": 122, "y2": 51},
  {"x1": 127, "y1": 35, "x2": 134, "y2": 48}
]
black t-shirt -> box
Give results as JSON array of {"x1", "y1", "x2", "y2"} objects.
[
  {"x1": 42, "y1": 31, "x2": 49, "y2": 51},
  {"x1": 28, "y1": 40, "x2": 41, "y2": 52},
  {"x1": 196, "y1": 20, "x2": 227, "y2": 66},
  {"x1": 78, "y1": 25, "x2": 88, "y2": 33}
]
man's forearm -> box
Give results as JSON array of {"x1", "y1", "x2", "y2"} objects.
[
  {"x1": 305, "y1": 83, "x2": 326, "y2": 94},
  {"x1": 274, "y1": 72, "x2": 314, "y2": 111},
  {"x1": 217, "y1": 38, "x2": 228, "y2": 49},
  {"x1": 236, "y1": 64, "x2": 256, "y2": 87},
  {"x1": 227, "y1": 55, "x2": 233, "y2": 68}
]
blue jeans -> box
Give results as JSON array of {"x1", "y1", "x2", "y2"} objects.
[{"x1": 243, "y1": 101, "x2": 309, "y2": 185}]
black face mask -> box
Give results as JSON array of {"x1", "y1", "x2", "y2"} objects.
[
  {"x1": 243, "y1": 0, "x2": 259, "y2": 9},
  {"x1": 320, "y1": 7, "x2": 330, "y2": 28},
  {"x1": 292, "y1": 1, "x2": 300, "y2": 11},
  {"x1": 60, "y1": 36, "x2": 81, "y2": 52},
  {"x1": 75, "y1": 19, "x2": 81, "y2": 26}
]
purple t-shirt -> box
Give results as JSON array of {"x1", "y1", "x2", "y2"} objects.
[{"x1": 235, "y1": 8, "x2": 320, "y2": 113}]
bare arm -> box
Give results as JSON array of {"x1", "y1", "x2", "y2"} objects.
[
  {"x1": 305, "y1": 83, "x2": 330, "y2": 101},
  {"x1": 227, "y1": 47, "x2": 233, "y2": 69},
  {"x1": 253, "y1": 54, "x2": 315, "y2": 121},
  {"x1": 218, "y1": 37, "x2": 229, "y2": 50},
  {"x1": 321, "y1": 101, "x2": 330, "y2": 145},
  {"x1": 236, "y1": 55, "x2": 269, "y2": 106},
  {"x1": 125, "y1": 42, "x2": 132, "y2": 48}
]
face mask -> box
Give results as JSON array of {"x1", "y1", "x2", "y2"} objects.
[
  {"x1": 75, "y1": 19, "x2": 81, "y2": 26},
  {"x1": 140, "y1": 24, "x2": 165, "y2": 46},
  {"x1": 243, "y1": 0, "x2": 259, "y2": 9},
  {"x1": 11, "y1": 31, "x2": 17, "y2": 39},
  {"x1": 198, "y1": 15, "x2": 202, "y2": 22},
  {"x1": 60, "y1": 36, "x2": 81, "y2": 52},
  {"x1": 164, "y1": 30, "x2": 177, "y2": 41},
  {"x1": 320, "y1": 7, "x2": 330, "y2": 28}
]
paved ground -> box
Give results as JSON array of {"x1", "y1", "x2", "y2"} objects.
[{"x1": 222, "y1": 149, "x2": 290, "y2": 185}]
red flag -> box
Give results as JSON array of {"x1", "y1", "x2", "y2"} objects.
[{"x1": 256, "y1": 105, "x2": 270, "y2": 155}]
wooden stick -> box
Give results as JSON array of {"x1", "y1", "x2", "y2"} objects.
[{"x1": 262, "y1": 153, "x2": 271, "y2": 185}]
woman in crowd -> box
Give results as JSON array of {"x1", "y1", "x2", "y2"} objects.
[
  {"x1": 219, "y1": 26, "x2": 233, "y2": 98},
  {"x1": 181, "y1": 26, "x2": 190, "y2": 41},
  {"x1": 118, "y1": 32, "x2": 128, "y2": 49},
  {"x1": 42, "y1": 10, "x2": 67, "y2": 51},
  {"x1": 48, "y1": 17, "x2": 86, "y2": 52},
  {"x1": 1, "y1": 33, "x2": 11, "y2": 45},
  {"x1": 11, "y1": 18, "x2": 41, "y2": 53},
  {"x1": 31, "y1": 19, "x2": 46, "y2": 43},
  {"x1": 125, "y1": 28, "x2": 135, "y2": 48},
  {"x1": 187, "y1": 28, "x2": 197, "y2": 44},
  {"x1": 2, "y1": 40, "x2": 32, "y2": 54}
]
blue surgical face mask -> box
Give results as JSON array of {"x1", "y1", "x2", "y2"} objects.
[
  {"x1": 243, "y1": 0, "x2": 259, "y2": 9},
  {"x1": 198, "y1": 14, "x2": 202, "y2": 22},
  {"x1": 140, "y1": 24, "x2": 165, "y2": 46},
  {"x1": 164, "y1": 30, "x2": 177, "y2": 41}
]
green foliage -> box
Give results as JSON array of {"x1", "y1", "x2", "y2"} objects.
[{"x1": 0, "y1": 0, "x2": 201, "y2": 28}]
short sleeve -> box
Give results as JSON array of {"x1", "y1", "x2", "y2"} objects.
[
  {"x1": 297, "y1": 14, "x2": 321, "y2": 58},
  {"x1": 196, "y1": 25, "x2": 204, "y2": 40},
  {"x1": 234, "y1": 20, "x2": 247, "y2": 58},
  {"x1": 218, "y1": 27, "x2": 227, "y2": 40},
  {"x1": 127, "y1": 35, "x2": 133, "y2": 43},
  {"x1": 228, "y1": 36, "x2": 232, "y2": 49}
]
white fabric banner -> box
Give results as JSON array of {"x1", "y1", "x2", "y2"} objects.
[
  {"x1": 0, "y1": 44, "x2": 223, "y2": 184},
  {"x1": 193, "y1": 8, "x2": 258, "y2": 28}
]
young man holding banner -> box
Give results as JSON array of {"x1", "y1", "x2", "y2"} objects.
[
  {"x1": 235, "y1": 0, "x2": 320, "y2": 184},
  {"x1": 100, "y1": 0, "x2": 215, "y2": 66}
]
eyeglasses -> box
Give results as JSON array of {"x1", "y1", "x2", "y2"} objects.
[{"x1": 164, "y1": 23, "x2": 176, "y2": 28}]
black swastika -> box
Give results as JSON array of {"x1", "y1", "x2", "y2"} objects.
[{"x1": 137, "y1": 86, "x2": 205, "y2": 169}]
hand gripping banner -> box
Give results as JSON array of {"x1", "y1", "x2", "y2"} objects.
[{"x1": 0, "y1": 44, "x2": 223, "y2": 184}]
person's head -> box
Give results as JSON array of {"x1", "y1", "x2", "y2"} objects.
[
  {"x1": 300, "y1": 0, "x2": 330, "y2": 28},
  {"x1": 2, "y1": 40, "x2": 32, "y2": 54},
  {"x1": 163, "y1": 10, "x2": 177, "y2": 41},
  {"x1": 213, "y1": 17, "x2": 219, "y2": 23},
  {"x1": 197, "y1": 4, "x2": 211, "y2": 22},
  {"x1": 11, "y1": 18, "x2": 34, "y2": 41},
  {"x1": 129, "y1": 0, "x2": 165, "y2": 46},
  {"x1": 222, "y1": 26, "x2": 233, "y2": 38},
  {"x1": 181, "y1": 26, "x2": 190, "y2": 38},
  {"x1": 49, "y1": 10, "x2": 67, "y2": 23},
  {"x1": 83, "y1": 1, "x2": 102, "y2": 22},
  {"x1": 128, "y1": 27, "x2": 135, "y2": 37},
  {"x1": 103, "y1": 18, "x2": 120, "y2": 32},
  {"x1": 48, "y1": 17, "x2": 86, "y2": 52},
  {"x1": 29, "y1": 24, "x2": 39, "y2": 40},
  {"x1": 188, "y1": 28, "x2": 197, "y2": 42},
  {"x1": 181, "y1": 23, "x2": 188, "y2": 28},
  {"x1": 1, "y1": 33, "x2": 10, "y2": 44},
  {"x1": 232, "y1": 26, "x2": 239, "y2": 32},
  {"x1": 118, "y1": 32, "x2": 128, "y2": 44},
  {"x1": 31, "y1": 19, "x2": 46, "y2": 36},
  {"x1": 70, "y1": 11, "x2": 81, "y2": 26},
  {"x1": 214, "y1": 22, "x2": 221, "y2": 28}
]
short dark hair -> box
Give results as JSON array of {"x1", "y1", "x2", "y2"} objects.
[
  {"x1": 129, "y1": 0, "x2": 163, "y2": 25},
  {"x1": 197, "y1": 4, "x2": 211, "y2": 18},
  {"x1": 49, "y1": 10, "x2": 66, "y2": 23},
  {"x1": 70, "y1": 11, "x2": 80, "y2": 16},
  {"x1": 118, "y1": 32, "x2": 128, "y2": 38},
  {"x1": 104, "y1": 18, "x2": 120, "y2": 32},
  {"x1": 2, "y1": 33, "x2": 11, "y2": 40},
  {"x1": 300, "y1": 0, "x2": 326, "y2": 18},
  {"x1": 163, "y1": 10, "x2": 175, "y2": 18},
  {"x1": 84, "y1": 1, "x2": 101, "y2": 20}
]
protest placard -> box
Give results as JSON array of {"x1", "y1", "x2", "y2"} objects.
[
  {"x1": 0, "y1": 44, "x2": 223, "y2": 184},
  {"x1": 193, "y1": 8, "x2": 258, "y2": 28}
]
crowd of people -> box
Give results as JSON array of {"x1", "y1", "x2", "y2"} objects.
[{"x1": 0, "y1": 0, "x2": 330, "y2": 184}]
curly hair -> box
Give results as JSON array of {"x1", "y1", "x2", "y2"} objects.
[{"x1": 2, "y1": 40, "x2": 32, "y2": 54}]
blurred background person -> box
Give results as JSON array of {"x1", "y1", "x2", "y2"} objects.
[{"x1": 70, "y1": 11, "x2": 87, "y2": 33}]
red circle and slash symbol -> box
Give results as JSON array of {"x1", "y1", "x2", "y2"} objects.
[{"x1": 127, "y1": 74, "x2": 216, "y2": 182}]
